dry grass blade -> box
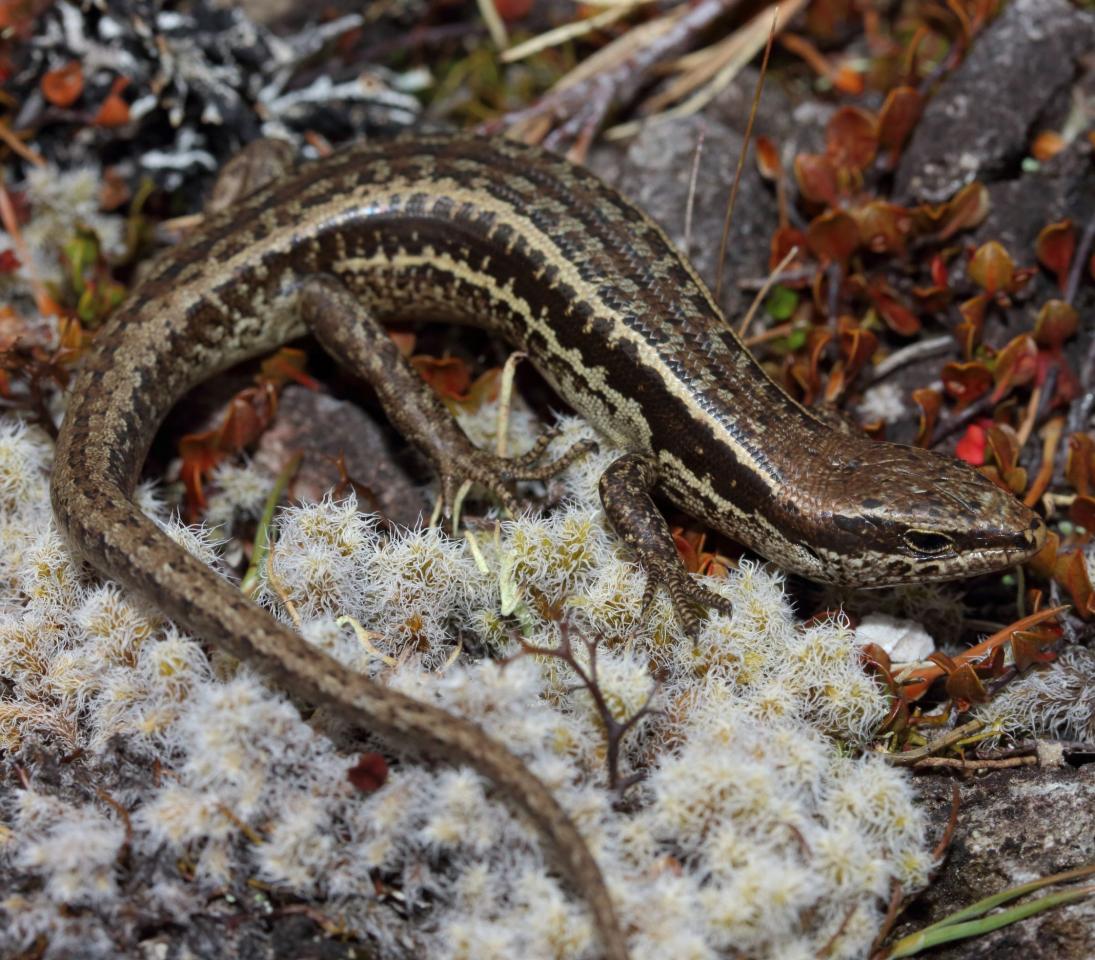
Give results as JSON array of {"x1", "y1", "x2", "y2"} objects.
[
  {"x1": 714, "y1": 8, "x2": 777, "y2": 300},
  {"x1": 477, "y1": 0, "x2": 509, "y2": 49},
  {"x1": 502, "y1": 4, "x2": 645, "y2": 63}
]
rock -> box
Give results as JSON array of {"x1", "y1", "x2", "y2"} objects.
[
  {"x1": 904, "y1": 767, "x2": 1095, "y2": 960},
  {"x1": 589, "y1": 70, "x2": 826, "y2": 324},
  {"x1": 256, "y1": 385, "x2": 429, "y2": 528},
  {"x1": 896, "y1": 0, "x2": 1095, "y2": 204},
  {"x1": 975, "y1": 140, "x2": 1095, "y2": 263}
]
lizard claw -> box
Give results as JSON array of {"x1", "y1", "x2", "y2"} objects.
[{"x1": 639, "y1": 558, "x2": 734, "y2": 638}]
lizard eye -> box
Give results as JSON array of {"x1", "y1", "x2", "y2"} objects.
[{"x1": 901, "y1": 529, "x2": 954, "y2": 556}]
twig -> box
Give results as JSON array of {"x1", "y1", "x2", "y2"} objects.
[
  {"x1": 514, "y1": 621, "x2": 658, "y2": 794},
  {"x1": 682, "y1": 122, "x2": 707, "y2": 257},
  {"x1": 488, "y1": 0, "x2": 742, "y2": 156},
  {"x1": 863, "y1": 335, "x2": 953, "y2": 389},
  {"x1": 736, "y1": 266, "x2": 816, "y2": 290},
  {"x1": 933, "y1": 783, "x2": 961, "y2": 863},
  {"x1": 1064, "y1": 210, "x2": 1095, "y2": 307},
  {"x1": 913, "y1": 755, "x2": 1038, "y2": 771},
  {"x1": 930, "y1": 393, "x2": 995, "y2": 447},
  {"x1": 883, "y1": 718, "x2": 985, "y2": 765},
  {"x1": 714, "y1": 10, "x2": 775, "y2": 300},
  {"x1": 737, "y1": 244, "x2": 799, "y2": 338}
]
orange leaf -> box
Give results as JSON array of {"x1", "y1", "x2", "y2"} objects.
[
  {"x1": 260, "y1": 347, "x2": 318, "y2": 389},
  {"x1": 984, "y1": 423, "x2": 1020, "y2": 473},
  {"x1": 825, "y1": 106, "x2": 878, "y2": 172},
  {"x1": 1065, "y1": 432, "x2": 1095, "y2": 496},
  {"x1": 967, "y1": 240, "x2": 1013, "y2": 295},
  {"x1": 853, "y1": 200, "x2": 909, "y2": 255},
  {"x1": 793, "y1": 153, "x2": 839, "y2": 206},
  {"x1": 943, "y1": 662, "x2": 989, "y2": 707},
  {"x1": 93, "y1": 77, "x2": 130, "y2": 127},
  {"x1": 755, "y1": 135, "x2": 781, "y2": 181},
  {"x1": 806, "y1": 209, "x2": 859, "y2": 265},
  {"x1": 990, "y1": 334, "x2": 1038, "y2": 402},
  {"x1": 901, "y1": 606, "x2": 1067, "y2": 702},
  {"x1": 912, "y1": 182, "x2": 990, "y2": 241},
  {"x1": 912, "y1": 387, "x2": 941, "y2": 447},
  {"x1": 41, "y1": 61, "x2": 83, "y2": 107},
  {"x1": 877, "y1": 86, "x2": 921, "y2": 163},
  {"x1": 955, "y1": 294, "x2": 987, "y2": 357},
  {"x1": 831, "y1": 65, "x2": 864, "y2": 95},
  {"x1": 1035, "y1": 220, "x2": 1075, "y2": 292},
  {"x1": 1055, "y1": 548, "x2": 1095, "y2": 618},
  {"x1": 1070, "y1": 495, "x2": 1095, "y2": 533},
  {"x1": 388, "y1": 329, "x2": 416, "y2": 357},
  {"x1": 1010, "y1": 629, "x2": 1059, "y2": 671},
  {"x1": 411, "y1": 355, "x2": 472, "y2": 401},
  {"x1": 941, "y1": 360, "x2": 992, "y2": 409},
  {"x1": 1031, "y1": 130, "x2": 1065, "y2": 162}
]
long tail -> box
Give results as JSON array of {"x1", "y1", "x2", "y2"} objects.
[{"x1": 49, "y1": 470, "x2": 628, "y2": 960}]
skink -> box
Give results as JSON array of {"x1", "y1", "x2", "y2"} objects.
[{"x1": 51, "y1": 135, "x2": 1046, "y2": 960}]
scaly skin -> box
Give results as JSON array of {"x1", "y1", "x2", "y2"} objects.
[{"x1": 51, "y1": 134, "x2": 1046, "y2": 960}]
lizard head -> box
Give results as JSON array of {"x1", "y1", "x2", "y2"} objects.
[{"x1": 783, "y1": 439, "x2": 1046, "y2": 587}]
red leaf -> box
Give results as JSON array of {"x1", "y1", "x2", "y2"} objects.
[
  {"x1": 990, "y1": 334, "x2": 1038, "y2": 402},
  {"x1": 1033, "y1": 299, "x2": 1078, "y2": 349},
  {"x1": 93, "y1": 77, "x2": 130, "y2": 127},
  {"x1": 912, "y1": 182, "x2": 990, "y2": 241},
  {"x1": 348, "y1": 753, "x2": 389, "y2": 793},
  {"x1": 941, "y1": 360, "x2": 992, "y2": 409},
  {"x1": 869, "y1": 281, "x2": 920, "y2": 336},
  {"x1": 877, "y1": 86, "x2": 921, "y2": 164},
  {"x1": 955, "y1": 421, "x2": 989, "y2": 465},
  {"x1": 1035, "y1": 220, "x2": 1075, "y2": 293},
  {"x1": 793, "y1": 154, "x2": 839, "y2": 206},
  {"x1": 806, "y1": 209, "x2": 859, "y2": 265},
  {"x1": 825, "y1": 106, "x2": 878, "y2": 172},
  {"x1": 930, "y1": 254, "x2": 949, "y2": 289},
  {"x1": 769, "y1": 226, "x2": 809, "y2": 275}
]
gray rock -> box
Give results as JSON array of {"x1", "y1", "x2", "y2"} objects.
[
  {"x1": 589, "y1": 71, "x2": 826, "y2": 324},
  {"x1": 256, "y1": 384, "x2": 430, "y2": 528},
  {"x1": 905, "y1": 767, "x2": 1095, "y2": 960},
  {"x1": 896, "y1": 0, "x2": 1095, "y2": 204}
]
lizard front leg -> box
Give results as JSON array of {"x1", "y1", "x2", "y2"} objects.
[
  {"x1": 299, "y1": 275, "x2": 594, "y2": 524},
  {"x1": 599, "y1": 453, "x2": 733, "y2": 637}
]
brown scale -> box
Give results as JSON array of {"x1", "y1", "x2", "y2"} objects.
[{"x1": 52, "y1": 135, "x2": 1047, "y2": 960}]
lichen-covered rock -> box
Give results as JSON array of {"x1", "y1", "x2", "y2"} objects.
[{"x1": 896, "y1": 0, "x2": 1095, "y2": 203}]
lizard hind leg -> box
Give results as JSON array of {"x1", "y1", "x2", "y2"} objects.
[
  {"x1": 599, "y1": 453, "x2": 734, "y2": 638},
  {"x1": 299, "y1": 274, "x2": 594, "y2": 525}
]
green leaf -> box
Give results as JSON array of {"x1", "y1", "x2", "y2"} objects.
[{"x1": 766, "y1": 285, "x2": 799, "y2": 320}]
